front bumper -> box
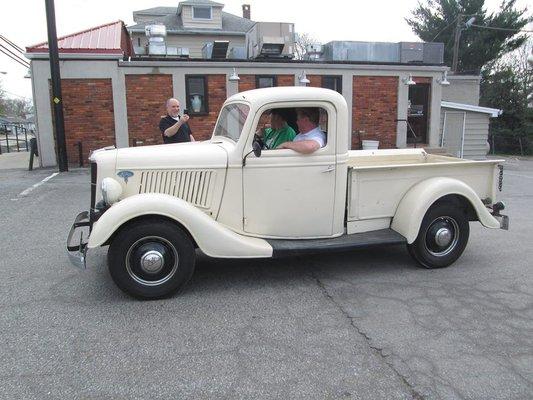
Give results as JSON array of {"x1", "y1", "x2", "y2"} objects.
[{"x1": 66, "y1": 211, "x2": 90, "y2": 269}]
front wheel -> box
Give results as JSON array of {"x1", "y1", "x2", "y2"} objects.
[
  {"x1": 108, "y1": 219, "x2": 195, "y2": 299},
  {"x1": 407, "y1": 203, "x2": 470, "y2": 269}
]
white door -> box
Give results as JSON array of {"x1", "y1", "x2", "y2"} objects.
[
  {"x1": 243, "y1": 149, "x2": 337, "y2": 238},
  {"x1": 242, "y1": 104, "x2": 337, "y2": 238},
  {"x1": 442, "y1": 111, "x2": 466, "y2": 157}
]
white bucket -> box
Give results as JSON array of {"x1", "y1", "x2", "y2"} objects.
[{"x1": 362, "y1": 140, "x2": 379, "y2": 150}]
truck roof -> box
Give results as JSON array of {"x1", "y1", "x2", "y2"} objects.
[{"x1": 225, "y1": 86, "x2": 347, "y2": 109}]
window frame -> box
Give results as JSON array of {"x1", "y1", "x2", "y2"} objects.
[
  {"x1": 322, "y1": 75, "x2": 343, "y2": 94},
  {"x1": 185, "y1": 75, "x2": 209, "y2": 116},
  {"x1": 192, "y1": 6, "x2": 212, "y2": 20},
  {"x1": 255, "y1": 75, "x2": 277, "y2": 89}
]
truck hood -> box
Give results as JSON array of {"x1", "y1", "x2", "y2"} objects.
[{"x1": 115, "y1": 140, "x2": 228, "y2": 170}]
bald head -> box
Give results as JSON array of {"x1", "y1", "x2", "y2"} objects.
[{"x1": 166, "y1": 98, "x2": 180, "y2": 117}]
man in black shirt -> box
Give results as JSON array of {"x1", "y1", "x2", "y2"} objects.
[{"x1": 159, "y1": 98, "x2": 195, "y2": 144}]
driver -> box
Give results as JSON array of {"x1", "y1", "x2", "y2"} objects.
[{"x1": 258, "y1": 109, "x2": 296, "y2": 149}]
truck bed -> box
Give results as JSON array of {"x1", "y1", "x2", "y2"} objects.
[{"x1": 345, "y1": 149, "x2": 502, "y2": 234}]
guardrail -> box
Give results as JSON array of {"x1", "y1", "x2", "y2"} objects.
[{"x1": 0, "y1": 123, "x2": 34, "y2": 154}]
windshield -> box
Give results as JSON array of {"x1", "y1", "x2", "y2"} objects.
[{"x1": 213, "y1": 103, "x2": 250, "y2": 142}]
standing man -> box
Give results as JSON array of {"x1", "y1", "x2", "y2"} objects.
[
  {"x1": 159, "y1": 98, "x2": 195, "y2": 144},
  {"x1": 278, "y1": 108, "x2": 325, "y2": 154}
]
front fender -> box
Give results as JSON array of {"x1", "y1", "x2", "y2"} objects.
[
  {"x1": 87, "y1": 193, "x2": 272, "y2": 258},
  {"x1": 391, "y1": 177, "x2": 500, "y2": 243}
]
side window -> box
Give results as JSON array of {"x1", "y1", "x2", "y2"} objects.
[
  {"x1": 185, "y1": 75, "x2": 208, "y2": 115},
  {"x1": 256, "y1": 75, "x2": 277, "y2": 88},
  {"x1": 322, "y1": 76, "x2": 342, "y2": 94},
  {"x1": 255, "y1": 107, "x2": 329, "y2": 151}
]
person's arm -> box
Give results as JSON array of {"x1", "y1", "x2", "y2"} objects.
[
  {"x1": 163, "y1": 115, "x2": 190, "y2": 137},
  {"x1": 278, "y1": 140, "x2": 320, "y2": 154},
  {"x1": 189, "y1": 134, "x2": 195, "y2": 142}
]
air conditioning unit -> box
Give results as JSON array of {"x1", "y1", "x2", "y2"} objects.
[
  {"x1": 145, "y1": 24, "x2": 167, "y2": 56},
  {"x1": 305, "y1": 44, "x2": 323, "y2": 60},
  {"x1": 245, "y1": 22, "x2": 295, "y2": 59}
]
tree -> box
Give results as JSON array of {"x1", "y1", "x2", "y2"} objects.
[
  {"x1": 406, "y1": 0, "x2": 531, "y2": 73},
  {"x1": 480, "y1": 39, "x2": 533, "y2": 153}
]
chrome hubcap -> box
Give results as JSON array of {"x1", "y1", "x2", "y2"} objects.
[
  {"x1": 126, "y1": 236, "x2": 179, "y2": 286},
  {"x1": 140, "y1": 250, "x2": 164, "y2": 274},
  {"x1": 435, "y1": 227, "x2": 453, "y2": 247},
  {"x1": 424, "y1": 216, "x2": 460, "y2": 257}
]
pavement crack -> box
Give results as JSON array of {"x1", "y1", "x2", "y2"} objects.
[{"x1": 310, "y1": 272, "x2": 425, "y2": 400}]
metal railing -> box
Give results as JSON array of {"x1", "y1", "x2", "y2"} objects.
[{"x1": 0, "y1": 123, "x2": 34, "y2": 154}]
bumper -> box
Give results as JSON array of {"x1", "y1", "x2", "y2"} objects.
[
  {"x1": 67, "y1": 211, "x2": 90, "y2": 269},
  {"x1": 489, "y1": 201, "x2": 509, "y2": 230}
]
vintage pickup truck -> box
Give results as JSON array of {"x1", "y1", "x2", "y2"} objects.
[{"x1": 67, "y1": 87, "x2": 508, "y2": 299}]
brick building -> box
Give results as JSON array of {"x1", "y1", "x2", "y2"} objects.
[{"x1": 27, "y1": 20, "x2": 455, "y2": 167}]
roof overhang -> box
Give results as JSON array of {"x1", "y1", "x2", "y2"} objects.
[
  {"x1": 25, "y1": 52, "x2": 124, "y2": 60},
  {"x1": 442, "y1": 101, "x2": 502, "y2": 117},
  {"x1": 128, "y1": 27, "x2": 246, "y2": 36}
]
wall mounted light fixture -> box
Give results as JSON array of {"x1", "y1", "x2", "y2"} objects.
[
  {"x1": 228, "y1": 68, "x2": 240, "y2": 81},
  {"x1": 402, "y1": 74, "x2": 416, "y2": 86},
  {"x1": 437, "y1": 70, "x2": 450, "y2": 86},
  {"x1": 298, "y1": 70, "x2": 310, "y2": 85}
]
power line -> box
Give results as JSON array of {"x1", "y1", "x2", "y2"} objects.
[
  {"x1": 431, "y1": 16, "x2": 459, "y2": 42},
  {"x1": 0, "y1": 45, "x2": 30, "y2": 68},
  {"x1": 0, "y1": 48, "x2": 29, "y2": 69},
  {"x1": 471, "y1": 24, "x2": 533, "y2": 33},
  {"x1": 0, "y1": 34, "x2": 25, "y2": 53}
]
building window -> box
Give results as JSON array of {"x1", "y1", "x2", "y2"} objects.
[
  {"x1": 193, "y1": 6, "x2": 212, "y2": 19},
  {"x1": 185, "y1": 75, "x2": 208, "y2": 115},
  {"x1": 256, "y1": 75, "x2": 277, "y2": 88},
  {"x1": 322, "y1": 76, "x2": 342, "y2": 94}
]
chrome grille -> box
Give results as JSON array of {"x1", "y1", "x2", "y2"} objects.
[{"x1": 139, "y1": 170, "x2": 215, "y2": 208}]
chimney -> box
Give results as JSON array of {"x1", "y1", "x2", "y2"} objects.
[{"x1": 242, "y1": 4, "x2": 251, "y2": 19}]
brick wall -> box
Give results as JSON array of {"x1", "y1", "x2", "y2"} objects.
[
  {"x1": 352, "y1": 76, "x2": 398, "y2": 149},
  {"x1": 186, "y1": 74, "x2": 226, "y2": 140},
  {"x1": 125, "y1": 74, "x2": 173, "y2": 146},
  {"x1": 59, "y1": 79, "x2": 115, "y2": 165},
  {"x1": 307, "y1": 75, "x2": 322, "y2": 88}
]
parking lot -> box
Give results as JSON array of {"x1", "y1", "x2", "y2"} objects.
[{"x1": 1, "y1": 157, "x2": 532, "y2": 399}]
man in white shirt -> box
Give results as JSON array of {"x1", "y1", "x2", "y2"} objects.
[{"x1": 278, "y1": 108, "x2": 326, "y2": 154}]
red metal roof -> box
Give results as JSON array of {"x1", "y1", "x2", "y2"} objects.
[{"x1": 26, "y1": 20, "x2": 131, "y2": 56}]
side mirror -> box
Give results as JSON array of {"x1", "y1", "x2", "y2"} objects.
[{"x1": 252, "y1": 140, "x2": 262, "y2": 158}]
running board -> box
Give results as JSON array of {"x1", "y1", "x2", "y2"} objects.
[{"x1": 267, "y1": 229, "x2": 406, "y2": 258}]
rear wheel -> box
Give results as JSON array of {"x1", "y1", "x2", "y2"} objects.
[
  {"x1": 108, "y1": 219, "x2": 195, "y2": 299},
  {"x1": 407, "y1": 203, "x2": 469, "y2": 269}
]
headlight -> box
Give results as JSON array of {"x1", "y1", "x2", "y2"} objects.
[{"x1": 101, "y1": 177, "x2": 123, "y2": 205}]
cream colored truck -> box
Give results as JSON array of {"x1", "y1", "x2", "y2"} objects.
[{"x1": 67, "y1": 87, "x2": 508, "y2": 299}]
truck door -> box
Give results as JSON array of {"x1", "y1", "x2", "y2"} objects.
[{"x1": 242, "y1": 104, "x2": 337, "y2": 238}]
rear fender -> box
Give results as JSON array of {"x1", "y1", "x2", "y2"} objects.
[{"x1": 391, "y1": 177, "x2": 500, "y2": 243}]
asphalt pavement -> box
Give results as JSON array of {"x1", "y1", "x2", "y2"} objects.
[{"x1": 0, "y1": 157, "x2": 532, "y2": 399}]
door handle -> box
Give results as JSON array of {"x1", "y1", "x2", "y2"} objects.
[{"x1": 322, "y1": 165, "x2": 335, "y2": 173}]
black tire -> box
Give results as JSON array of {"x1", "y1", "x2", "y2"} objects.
[
  {"x1": 407, "y1": 203, "x2": 470, "y2": 269},
  {"x1": 108, "y1": 218, "x2": 195, "y2": 299}
]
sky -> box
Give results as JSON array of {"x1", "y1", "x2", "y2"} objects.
[{"x1": 0, "y1": 0, "x2": 531, "y2": 101}]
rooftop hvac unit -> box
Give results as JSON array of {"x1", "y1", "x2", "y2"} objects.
[
  {"x1": 400, "y1": 42, "x2": 423, "y2": 63},
  {"x1": 202, "y1": 41, "x2": 229, "y2": 59},
  {"x1": 246, "y1": 22, "x2": 295, "y2": 59},
  {"x1": 304, "y1": 44, "x2": 323, "y2": 60},
  {"x1": 228, "y1": 46, "x2": 246, "y2": 59},
  {"x1": 145, "y1": 24, "x2": 167, "y2": 56}
]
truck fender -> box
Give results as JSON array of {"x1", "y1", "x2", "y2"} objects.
[
  {"x1": 391, "y1": 177, "x2": 500, "y2": 244},
  {"x1": 87, "y1": 193, "x2": 273, "y2": 258}
]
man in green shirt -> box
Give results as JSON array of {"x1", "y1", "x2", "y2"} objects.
[{"x1": 260, "y1": 109, "x2": 296, "y2": 149}]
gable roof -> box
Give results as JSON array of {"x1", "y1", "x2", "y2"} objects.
[
  {"x1": 178, "y1": 0, "x2": 224, "y2": 14},
  {"x1": 26, "y1": 20, "x2": 131, "y2": 57},
  {"x1": 128, "y1": 9, "x2": 255, "y2": 36}
]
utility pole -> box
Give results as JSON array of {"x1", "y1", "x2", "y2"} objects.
[
  {"x1": 451, "y1": 14, "x2": 463, "y2": 73},
  {"x1": 45, "y1": 0, "x2": 68, "y2": 171}
]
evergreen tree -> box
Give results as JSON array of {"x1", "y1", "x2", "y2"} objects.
[{"x1": 406, "y1": 0, "x2": 531, "y2": 73}]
